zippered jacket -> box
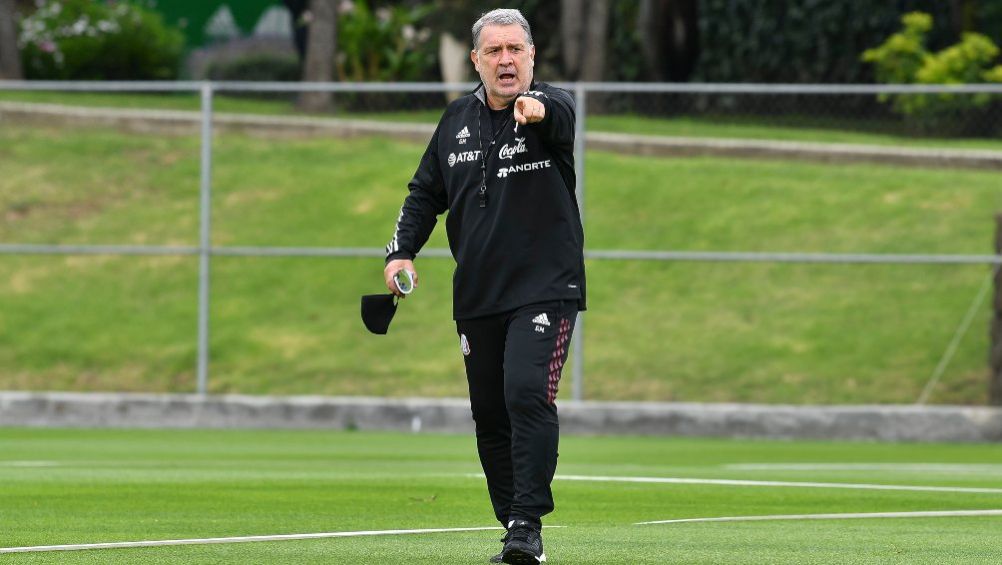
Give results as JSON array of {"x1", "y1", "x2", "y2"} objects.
[{"x1": 385, "y1": 81, "x2": 586, "y2": 320}]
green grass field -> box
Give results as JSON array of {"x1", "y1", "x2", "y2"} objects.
[
  {"x1": 1, "y1": 121, "x2": 999, "y2": 403},
  {"x1": 3, "y1": 428, "x2": 1002, "y2": 563}
]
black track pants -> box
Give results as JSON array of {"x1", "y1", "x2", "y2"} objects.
[{"x1": 456, "y1": 300, "x2": 577, "y2": 527}]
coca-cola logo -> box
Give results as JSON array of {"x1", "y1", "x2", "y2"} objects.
[{"x1": 499, "y1": 137, "x2": 527, "y2": 160}]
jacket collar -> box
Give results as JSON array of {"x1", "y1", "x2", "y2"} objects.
[{"x1": 472, "y1": 81, "x2": 539, "y2": 107}]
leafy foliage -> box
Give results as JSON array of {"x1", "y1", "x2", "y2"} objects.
[
  {"x1": 18, "y1": 0, "x2": 184, "y2": 80},
  {"x1": 862, "y1": 11, "x2": 1002, "y2": 133},
  {"x1": 693, "y1": 0, "x2": 956, "y2": 83},
  {"x1": 335, "y1": 0, "x2": 435, "y2": 82},
  {"x1": 207, "y1": 53, "x2": 300, "y2": 82}
]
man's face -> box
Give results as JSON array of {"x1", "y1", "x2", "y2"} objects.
[{"x1": 471, "y1": 24, "x2": 535, "y2": 109}]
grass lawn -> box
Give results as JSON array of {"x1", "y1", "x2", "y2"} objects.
[
  {"x1": 0, "y1": 123, "x2": 998, "y2": 403},
  {"x1": 3, "y1": 89, "x2": 1002, "y2": 150},
  {"x1": 3, "y1": 428, "x2": 1002, "y2": 564}
]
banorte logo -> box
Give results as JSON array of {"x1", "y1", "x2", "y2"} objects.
[{"x1": 497, "y1": 159, "x2": 552, "y2": 178}]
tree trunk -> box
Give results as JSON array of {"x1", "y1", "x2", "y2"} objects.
[
  {"x1": 560, "y1": 0, "x2": 584, "y2": 79},
  {"x1": 560, "y1": 0, "x2": 609, "y2": 82},
  {"x1": 298, "y1": 0, "x2": 337, "y2": 112},
  {"x1": 283, "y1": 0, "x2": 310, "y2": 64},
  {"x1": 0, "y1": 0, "x2": 22, "y2": 80},
  {"x1": 637, "y1": 0, "x2": 662, "y2": 80},
  {"x1": 637, "y1": 0, "x2": 699, "y2": 82},
  {"x1": 579, "y1": 0, "x2": 609, "y2": 82}
]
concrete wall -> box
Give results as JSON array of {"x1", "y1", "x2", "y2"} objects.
[{"x1": 3, "y1": 392, "x2": 1001, "y2": 442}]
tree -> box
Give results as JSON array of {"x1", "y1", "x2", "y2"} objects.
[
  {"x1": 283, "y1": 0, "x2": 309, "y2": 64},
  {"x1": 637, "y1": 0, "x2": 698, "y2": 81},
  {"x1": 560, "y1": 0, "x2": 609, "y2": 81},
  {"x1": 0, "y1": 0, "x2": 22, "y2": 80},
  {"x1": 298, "y1": 0, "x2": 337, "y2": 112}
]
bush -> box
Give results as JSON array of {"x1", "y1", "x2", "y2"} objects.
[
  {"x1": 693, "y1": 0, "x2": 956, "y2": 83},
  {"x1": 18, "y1": 0, "x2": 184, "y2": 80},
  {"x1": 862, "y1": 11, "x2": 1002, "y2": 134},
  {"x1": 206, "y1": 52, "x2": 300, "y2": 101},
  {"x1": 331, "y1": 0, "x2": 438, "y2": 112},
  {"x1": 207, "y1": 53, "x2": 300, "y2": 83},
  {"x1": 335, "y1": 0, "x2": 436, "y2": 82}
]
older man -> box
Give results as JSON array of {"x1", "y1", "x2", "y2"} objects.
[{"x1": 383, "y1": 8, "x2": 584, "y2": 564}]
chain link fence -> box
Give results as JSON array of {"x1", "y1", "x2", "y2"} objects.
[{"x1": 1, "y1": 81, "x2": 1001, "y2": 404}]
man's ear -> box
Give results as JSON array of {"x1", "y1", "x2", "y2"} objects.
[{"x1": 470, "y1": 49, "x2": 479, "y2": 72}]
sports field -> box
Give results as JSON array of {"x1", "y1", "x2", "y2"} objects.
[{"x1": 3, "y1": 428, "x2": 1002, "y2": 563}]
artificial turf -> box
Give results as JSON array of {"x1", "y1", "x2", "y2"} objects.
[{"x1": 3, "y1": 428, "x2": 1002, "y2": 563}]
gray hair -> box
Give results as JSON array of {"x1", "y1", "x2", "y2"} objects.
[{"x1": 472, "y1": 9, "x2": 533, "y2": 50}]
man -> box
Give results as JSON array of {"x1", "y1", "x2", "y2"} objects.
[{"x1": 382, "y1": 8, "x2": 584, "y2": 564}]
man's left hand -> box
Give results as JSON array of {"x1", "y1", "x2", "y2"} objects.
[{"x1": 514, "y1": 96, "x2": 545, "y2": 125}]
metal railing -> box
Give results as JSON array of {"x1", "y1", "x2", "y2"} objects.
[{"x1": 2, "y1": 80, "x2": 1002, "y2": 401}]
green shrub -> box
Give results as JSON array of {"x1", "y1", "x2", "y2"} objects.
[
  {"x1": 207, "y1": 53, "x2": 300, "y2": 83},
  {"x1": 335, "y1": 0, "x2": 436, "y2": 82},
  {"x1": 18, "y1": 0, "x2": 185, "y2": 80},
  {"x1": 862, "y1": 11, "x2": 931, "y2": 86},
  {"x1": 693, "y1": 0, "x2": 956, "y2": 84},
  {"x1": 206, "y1": 52, "x2": 300, "y2": 101},
  {"x1": 862, "y1": 11, "x2": 1002, "y2": 134}
]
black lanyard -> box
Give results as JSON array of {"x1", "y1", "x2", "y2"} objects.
[{"x1": 476, "y1": 104, "x2": 514, "y2": 208}]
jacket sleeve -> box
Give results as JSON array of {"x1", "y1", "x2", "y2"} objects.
[
  {"x1": 385, "y1": 122, "x2": 448, "y2": 263},
  {"x1": 521, "y1": 87, "x2": 575, "y2": 149}
]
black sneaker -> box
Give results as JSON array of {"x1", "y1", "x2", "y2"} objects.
[
  {"x1": 489, "y1": 529, "x2": 511, "y2": 563},
  {"x1": 501, "y1": 519, "x2": 545, "y2": 564}
]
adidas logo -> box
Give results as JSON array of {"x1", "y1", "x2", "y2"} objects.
[
  {"x1": 455, "y1": 126, "x2": 470, "y2": 139},
  {"x1": 532, "y1": 313, "x2": 551, "y2": 327}
]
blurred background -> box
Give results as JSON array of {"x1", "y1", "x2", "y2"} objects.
[{"x1": 1, "y1": 0, "x2": 1002, "y2": 407}]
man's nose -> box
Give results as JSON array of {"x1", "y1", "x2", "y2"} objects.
[{"x1": 499, "y1": 48, "x2": 514, "y2": 65}]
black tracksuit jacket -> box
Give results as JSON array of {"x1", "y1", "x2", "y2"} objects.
[{"x1": 385, "y1": 82, "x2": 586, "y2": 320}]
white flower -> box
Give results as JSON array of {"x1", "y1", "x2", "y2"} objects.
[
  {"x1": 71, "y1": 18, "x2": 89, "y2": 35},
  {"x1": 401, "y1": 24, "x2": 415, "y2": 43},
  {"x1": 97, "y1": 20, "x2": 119, "y2": 33}
]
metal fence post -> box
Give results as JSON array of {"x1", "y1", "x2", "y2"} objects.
[
  {"x1": 571, "y1": 83, "x2": 587, "y2": 401},
  {"x1": 991, "y1": 214, "x2": 1002, "y2": 405},
  {"x1": 196, "y1": 82, "x2": 213, "y2": 395}
]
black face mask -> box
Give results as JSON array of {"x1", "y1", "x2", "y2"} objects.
[{"x1": 360, "y1": 294, "x2": 398, "y2": 334}]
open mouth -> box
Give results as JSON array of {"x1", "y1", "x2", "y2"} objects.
[{"x1": 498, "y1": 71, "x2": 517, "y2": 85}]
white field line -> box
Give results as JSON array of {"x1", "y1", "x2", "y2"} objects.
[
  {"x1": 0, "y1": 461, "x2": 59, "y2": 467},
  {"x1": 725, "y1": 463, "x2": 1002, "y2": 474},
  {"x1": 637, "y1": 509, "x2": 1002, "y2": 525},
  {"x1": 0, "y1": 526, "x2": 504, "y2": 554},
  {"x1": 549, "y1": 474, "x2": 1002, "y2": 494}
]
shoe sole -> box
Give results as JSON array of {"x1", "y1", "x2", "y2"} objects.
[{"x1": 501, "y1": 549, "x2": 546, "y2": 564}]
